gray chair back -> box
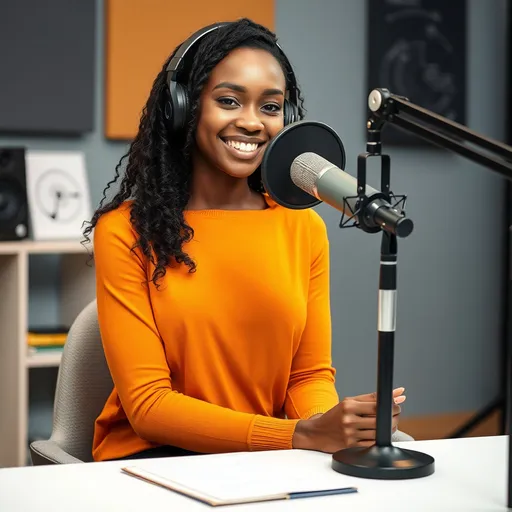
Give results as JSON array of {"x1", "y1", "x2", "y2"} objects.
[{"x1": 30, "y1": 300, "x2": 113, "y2": 464}]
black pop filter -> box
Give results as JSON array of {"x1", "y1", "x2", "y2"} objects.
[{"x1": 261, "y1": 120, "x2": 346, "y2": 209}]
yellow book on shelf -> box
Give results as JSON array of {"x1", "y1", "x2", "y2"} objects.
[{"x1": 27, "y1": 328, "x2": 68, "y2": 347}]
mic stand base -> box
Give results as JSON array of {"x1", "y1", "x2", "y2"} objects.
[{"x1": 332, "y1": 445, "x2": 435, "y2": 480}]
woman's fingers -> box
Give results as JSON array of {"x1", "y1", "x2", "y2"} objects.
[
  {"x1": 356, "y1": 439, "x2": 375, "y2": 447},
  {"x1": 354, "y1": 429, "x2": 376, "y2": 440},
  {"x1": 342, "y1": 400, "x2": 402, "y2": 418},
  {"x1": 342, "y1": 400, "x2": 377, "y2": 416},
  {"x1": 347, "y1": 387, "x2": 405, "y2": 403},
  {"x1": 343, "y1": 415, "x2": 376, "y2": 430}
]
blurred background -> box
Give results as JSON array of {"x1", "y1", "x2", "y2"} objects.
[{"x1": 0, "y1": 0, "x2": 510, "y2": 466}]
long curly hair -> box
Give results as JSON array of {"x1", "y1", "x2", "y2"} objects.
[{"x1": 83, "y1": 18, "x2": 306, "y2": 286}]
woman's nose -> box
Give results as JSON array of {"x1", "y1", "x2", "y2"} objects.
[{"x1": 234, "y1": 108, "x2": 265, "y2": 132}]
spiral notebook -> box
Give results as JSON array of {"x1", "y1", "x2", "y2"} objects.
[{"x1": 121, "y1": 450, "x2": 357, "y2": 506}]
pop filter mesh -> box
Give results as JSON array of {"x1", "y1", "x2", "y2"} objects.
[{"x1": 261, "y1": 120, "x2": 346, "y2": 209}]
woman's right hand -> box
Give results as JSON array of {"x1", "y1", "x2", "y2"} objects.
[{"x1": 292, "y1": 387, "x2": 406, "y2": 453}]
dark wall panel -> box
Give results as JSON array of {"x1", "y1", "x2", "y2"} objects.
[
  {"x1": 0, "y1": 0, "x2": 96, "y2": 135},
  {"x1": 367, "y1": 0, "x2": 467, "y2": 146}
]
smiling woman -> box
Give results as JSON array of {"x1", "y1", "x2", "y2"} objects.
[{"x1": 82, "y1": 18, "x2": 406, "y2": 463}]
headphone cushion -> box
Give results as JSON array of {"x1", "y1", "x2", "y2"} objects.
[
  {"x1": 169, "y1": 83, "x2": 189, "y2": 132},
  {"x1": 284, "y1": 99, "x2": 299, "y2": 126}
]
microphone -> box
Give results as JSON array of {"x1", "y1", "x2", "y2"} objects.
[
  {"x1": 291, "y1": 152, "x2": 413, "y2": 238},
  {"x1": 261, "y1": 120, "x2": 413, "y2": 238}
]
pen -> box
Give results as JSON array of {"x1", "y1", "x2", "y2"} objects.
[{"x1": 288, "y1": 487, "x2": 358, "y2": 500}]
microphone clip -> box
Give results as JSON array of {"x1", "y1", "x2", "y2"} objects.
[
  {"x1": 339, "y1": 126, "x2": 408, "y2": 235},
  {"x1": 339, "y1": 191, "x2": 408, "y2": 233}
]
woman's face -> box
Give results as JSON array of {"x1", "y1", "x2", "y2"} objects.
[{"x1": 193, "y1": 47, "x2": 287, "y2": 180}]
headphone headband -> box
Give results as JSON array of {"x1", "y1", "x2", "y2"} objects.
[{"x1": 165, "y1": 22, "x2": 230, "y2": 82}]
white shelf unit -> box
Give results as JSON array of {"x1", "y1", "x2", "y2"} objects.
[
  {"x1": 26, "y1": 350, "x2": 63, "y2": 369},
  {"x1": 0, "y1": 240, "x2": 95, "y2": 468}
]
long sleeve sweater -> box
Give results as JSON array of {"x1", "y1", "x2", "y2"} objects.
[{"x1": 92, "y1": 195, "x2": 339, "y2": 461}]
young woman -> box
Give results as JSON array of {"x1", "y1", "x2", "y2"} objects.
[{"x1": 84, "y1": 18, "x2": 405, "y2": 462}]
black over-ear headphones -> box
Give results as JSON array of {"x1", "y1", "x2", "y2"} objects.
[{"x1": 164, "y1": 22, "x2": 300, "y2": 134}]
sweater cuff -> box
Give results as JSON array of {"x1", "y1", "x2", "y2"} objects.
[
  {"x1": 303, "y1": 406, "x2": 329, "y2": 419},
  {"x1": 249, "y1": 416, "x2": 300, "y2": 451}
]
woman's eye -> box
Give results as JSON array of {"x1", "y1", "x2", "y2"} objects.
[
  {"x1": 217, "y1": 97, "x2": 239, "y2": 107},
  {"x1": 262, "y1": 103, "x2": 282, "y2": 114}
]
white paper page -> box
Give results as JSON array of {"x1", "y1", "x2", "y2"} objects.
[{"x1": 126, "y1": 450, "x2": 355, "y2": 502}]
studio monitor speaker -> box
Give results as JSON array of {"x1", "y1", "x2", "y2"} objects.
[{"x1": 0, "y1": 148, "x2": 29, "y2": 241}]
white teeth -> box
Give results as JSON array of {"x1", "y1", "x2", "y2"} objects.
[{"x1": 225, "y1": 140, "x2": 259, "y2": 152}]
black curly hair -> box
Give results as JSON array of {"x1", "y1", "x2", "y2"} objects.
[{"x1": 83, "y1": 18, "x2": 306, "y2": 286}]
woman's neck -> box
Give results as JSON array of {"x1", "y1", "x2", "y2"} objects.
[{"x1": 187, "y1": 158, "x2": 266, "y2": 211}]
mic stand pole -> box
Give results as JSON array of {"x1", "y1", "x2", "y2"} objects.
[{"x1": 332, "y1": 123, "x2": 435, "y2": 479}]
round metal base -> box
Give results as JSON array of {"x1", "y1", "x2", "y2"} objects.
[{"x1": 332, "y1": 445, "x2": 435, "y2": 480}]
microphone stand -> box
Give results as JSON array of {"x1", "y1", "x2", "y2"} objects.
[
  {"x1": 332, "y1": 109, "x2": 435, "y2": 479},
  {"x1": 332, "y1": 89, "x2": 512, "y2": 493}
]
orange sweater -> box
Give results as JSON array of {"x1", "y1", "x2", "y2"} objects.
[{"x1": 92, "y1": 196, "x2": 339, "y2": 461}]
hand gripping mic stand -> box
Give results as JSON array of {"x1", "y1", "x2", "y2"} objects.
[{"x1": 332, "y1": 89, "x2": 512, "y2": 492}]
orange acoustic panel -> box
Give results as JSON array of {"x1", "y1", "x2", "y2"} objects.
[{"x1": 105, "y1": 0, "x2": 275, "y2": 140}]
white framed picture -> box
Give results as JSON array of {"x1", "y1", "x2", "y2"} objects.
[{"x1": 25, "y1": 150, "x2": 92, "y2": 241}]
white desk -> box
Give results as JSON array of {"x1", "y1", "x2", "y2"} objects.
[{"x1": 0, "y1": 436, "x2": 508, "y2": 511}]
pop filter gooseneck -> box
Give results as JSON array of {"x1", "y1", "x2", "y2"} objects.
[{"x1": 261, "y1": 120, "x2": 346, "y2": 209}]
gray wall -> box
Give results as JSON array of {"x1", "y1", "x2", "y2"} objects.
[{"x1": 1, "y1": 0, "x2": 508, "y2": 424}]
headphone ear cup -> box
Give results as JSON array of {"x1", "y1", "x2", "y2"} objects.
[
  {"x1": 283, "y1": 99, "x2": 299, "y2": 126},
  {"x1": 167, "y1": 83, "x2": 190, "y2": 133}
]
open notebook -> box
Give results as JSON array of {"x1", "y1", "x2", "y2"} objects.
[{"x1": 121, "y1": 450, "x2": 357, "y2": 507}]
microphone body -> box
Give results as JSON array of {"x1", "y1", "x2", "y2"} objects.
[{"x1": 290, "y1": 153, "x2": 413, "y2": 238}]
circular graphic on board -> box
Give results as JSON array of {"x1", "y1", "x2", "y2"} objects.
[
  {"x1": 35, "y1": 169, "x2": 82, "y2": 223},
  {"x1": 379, "y1": 9, "x2": 458, "y2": 119}
]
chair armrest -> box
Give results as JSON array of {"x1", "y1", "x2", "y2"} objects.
[{"x1": 30, "y1": 440, "x2": 84, "y2": 465}]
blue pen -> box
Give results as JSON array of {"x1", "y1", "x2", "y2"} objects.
[{"x1": 288, "y1": 487, "x2": 358, "y2": 500}]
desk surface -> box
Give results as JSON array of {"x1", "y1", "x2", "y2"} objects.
[{"x1": 0, "y1": 436, "x2": 508, "y2": 511}]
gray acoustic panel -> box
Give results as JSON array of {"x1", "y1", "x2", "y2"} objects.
[{"x1": 0, "y1": 0, "x2": 96, "y2": 135}]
